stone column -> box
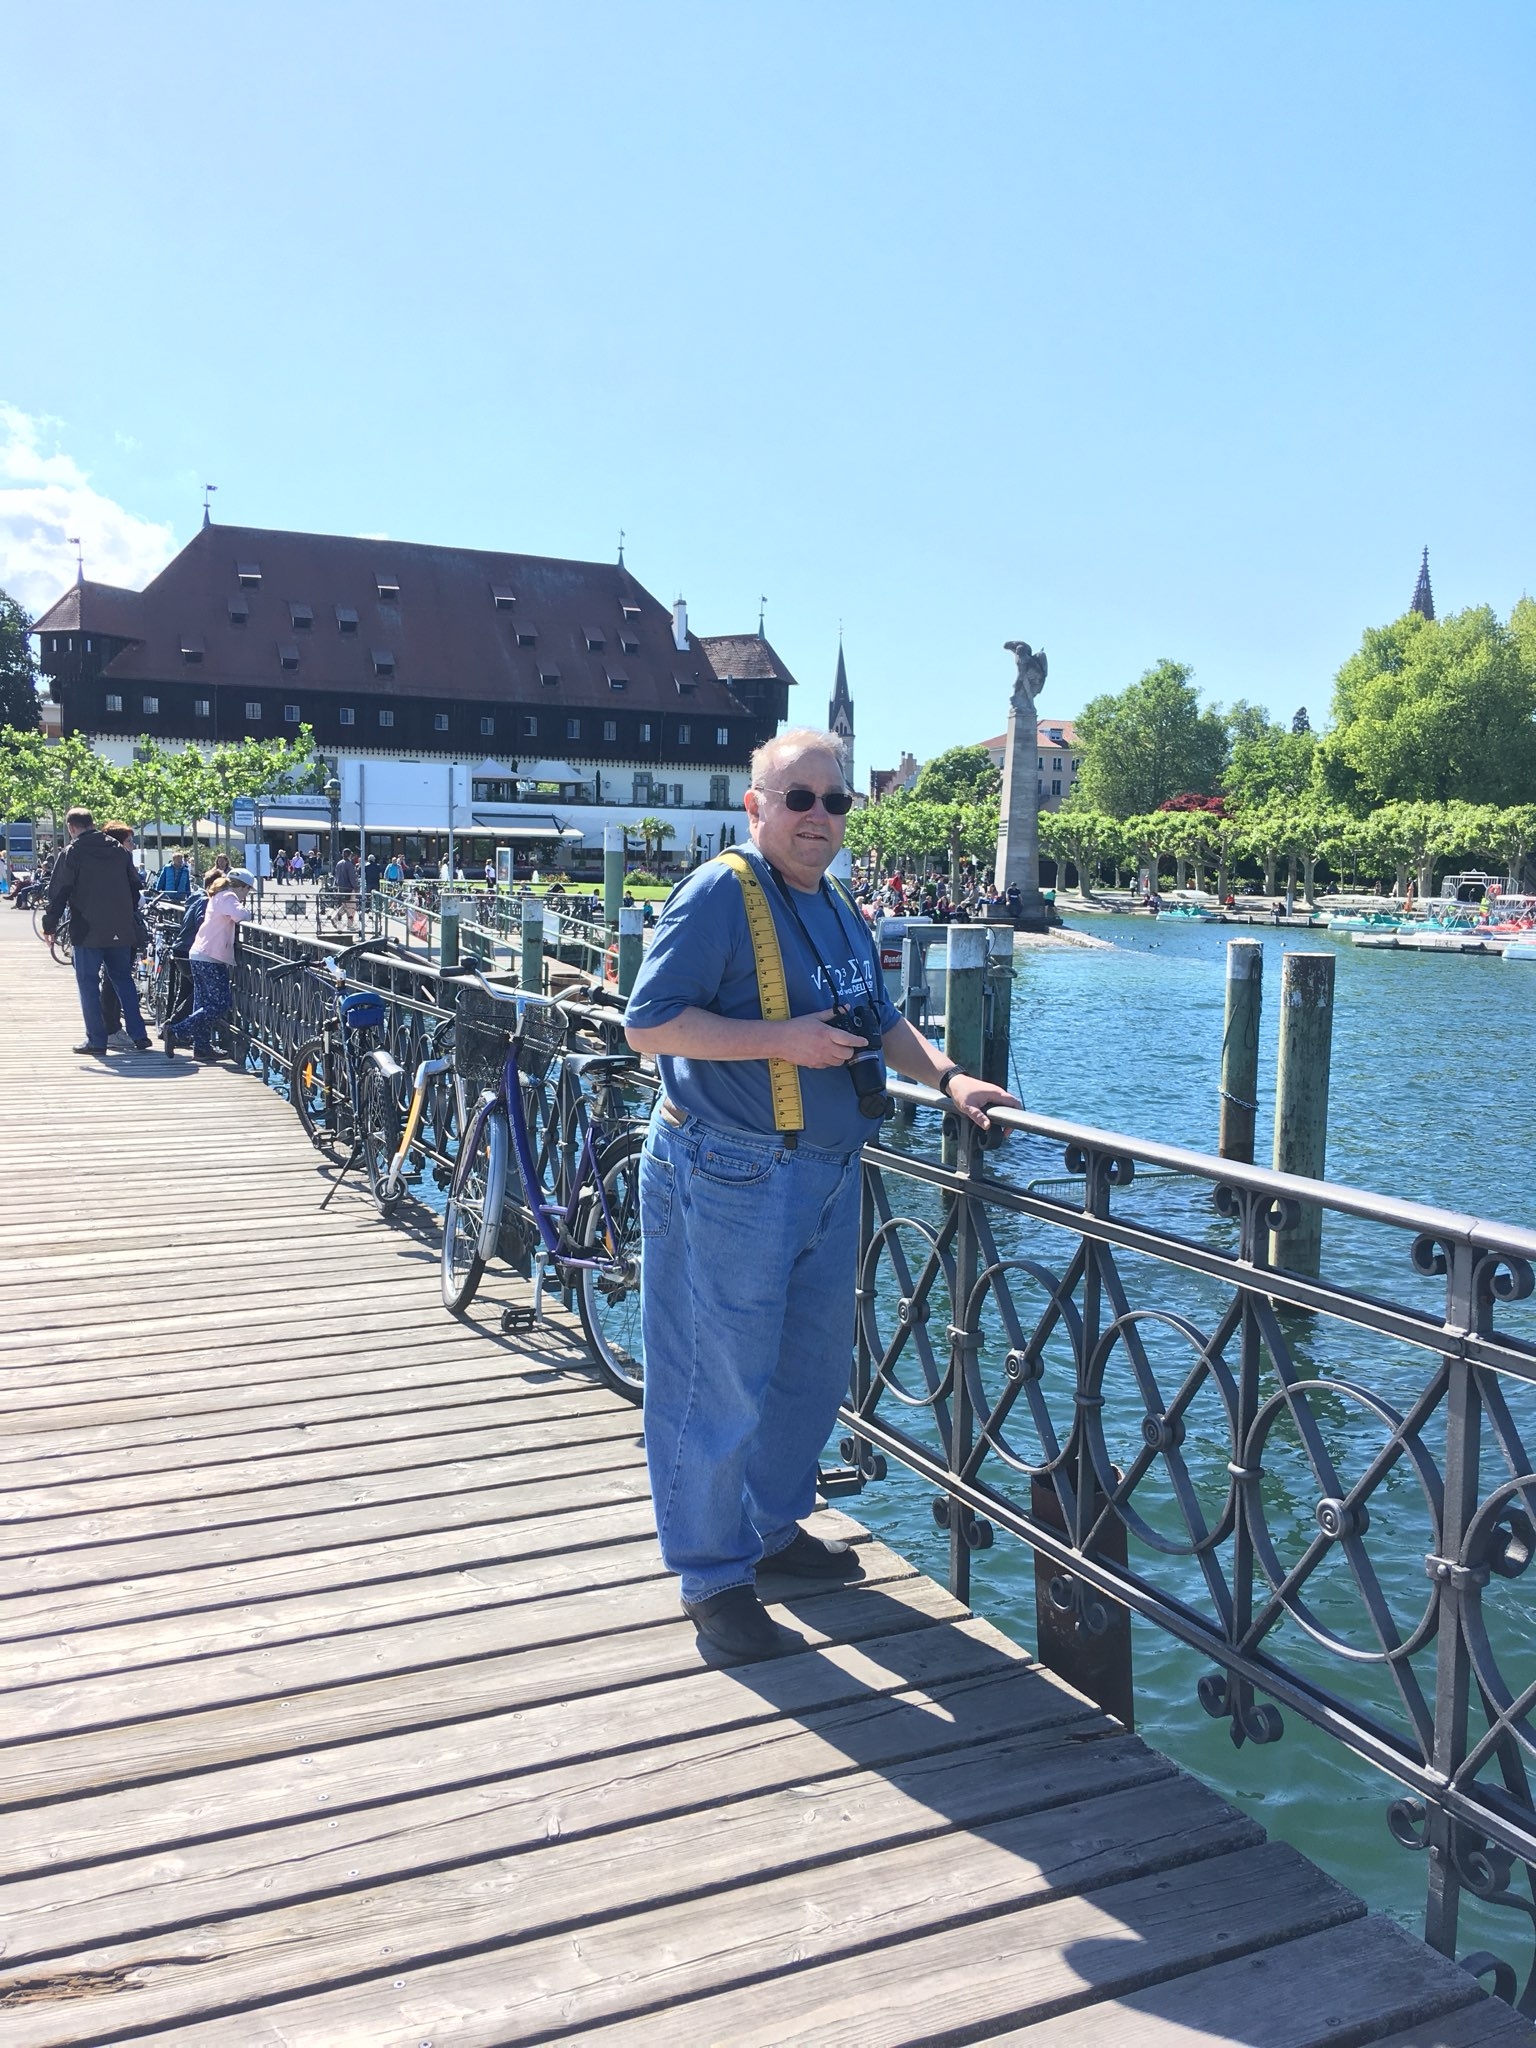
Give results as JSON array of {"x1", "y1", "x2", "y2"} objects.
[{"x1": 994, "y1": 640, "x2": 1051, "y2": 932}]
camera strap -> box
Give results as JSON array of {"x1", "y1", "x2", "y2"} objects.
[{"x1": 718, "y1": 851, "x2": 803, "y2": 1142}]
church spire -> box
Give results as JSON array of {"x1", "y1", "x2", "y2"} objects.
[
  {"x1": 828, "y1": 638, "x2": 854, "y2": 789},
  {"x1": 1410, "y1": 546, "x2": 1435, "y2": 621}
]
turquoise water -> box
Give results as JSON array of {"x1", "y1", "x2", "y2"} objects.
[{"x1": 851, "y1": 916, "x2": 1536, "y2": 1955}]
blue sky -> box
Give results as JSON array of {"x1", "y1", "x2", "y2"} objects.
[{"x1": 2, "y1": 0, "x2": 1531, "y2": 773}]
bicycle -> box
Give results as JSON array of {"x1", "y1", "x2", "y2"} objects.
[
  {"x1": 441, "y1": 974, "x2": 650, "y2": 1403},
  {"x1": 357, "y1": 1004, "x2": 467, "y2": 1215},
  {"x1": 277, "y1": 944, "x2": 388, "y2": 1162}
]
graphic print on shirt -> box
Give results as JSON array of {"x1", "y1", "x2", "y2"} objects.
[{"x1": 809, "y1": 955, "x2": 880, "y2": 1008}]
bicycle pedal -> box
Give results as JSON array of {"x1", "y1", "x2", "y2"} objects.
[{"x1": 500, "y1": 1306, "x2": 539, "y2": 1335}]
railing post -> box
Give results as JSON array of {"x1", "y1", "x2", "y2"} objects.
[
  {"x1": 520, "y1": 898, "x2": 544, "y2": 992},
  {"x1": 982, "y1": 924, "x2": 1015, "y2": 1090},
  {"x1": 439, "y1": 908, "x2": 459, "y2": 969},
  {"x1": 616, "y1": 904, "x2": 644, "y2": 999},
  {"x1": 604, "y1": 824, "x2": 625, "y2": 929},
  {"x1": 1219, "y1": 938, "x2": 1263, "y2": 1163},
  {"x1": 1269, "y1": 951, "x2": 1335, "y2": 1274},
  {"x1": 942, "y1": 926, "x2": 988, "y2": 1170}
]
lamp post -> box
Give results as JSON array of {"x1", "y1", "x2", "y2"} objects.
[{"x1": 324, "y1": 774, "x2": 342, "y2": 881}]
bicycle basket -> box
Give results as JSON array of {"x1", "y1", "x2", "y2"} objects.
[
  {"x1": 339, "y1": 991, "x2": 387, "y2": 1033},
  {"x1": 515, "y1": 997, "x2": 569, "y2": 1084},
  {"x1": 454, "y1": 981, "x2": 515, "y2": 1098}
]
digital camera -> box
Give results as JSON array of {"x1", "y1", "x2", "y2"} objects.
[{"x1": 835, "y1": 1001, "x2": 893, "y2": 1120}]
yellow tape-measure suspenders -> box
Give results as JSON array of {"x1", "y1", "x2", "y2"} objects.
[{"x1": 718, "y1": 849, "x2": 803, "y2": 1145}]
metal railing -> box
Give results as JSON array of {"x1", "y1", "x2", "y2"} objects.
[{"x1": 845, "y1": 1087, "x2": 1536, "y2": 2010}]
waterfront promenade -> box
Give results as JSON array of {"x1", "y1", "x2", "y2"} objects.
[{"x1": 0, "y1": 911, "x2": 1529, "y2": 2046}]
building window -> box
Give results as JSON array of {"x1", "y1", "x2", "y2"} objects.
[
  {"x1": 336, "y1": 607, "x2": 359, "y2": 633},
  {"x1": 1071, "y1": 758, "x2": 1079, "y2": 772},
  {"x1": 674, "y1": 676, "x2": 696, "y2": 695},
  {"x1": 105, "y1": 693, "x2": 123, "y2": 713},
  {"x1": 540, "y1": 668, "x2": 561, "y2": 687},
  {"x1": 284, "y1": 703, "x2": 301, "y2": 723},
  {"x1": 515, "y1": 624, "x2": 537, "y2": 646},
  {"x1": 602, "y1": 719, "x2": 617, "y2": 742},
  {"x1": 142, "y1": 695, "x2": 159, "y2": 714},
  {"x1": 379, "y1": 709, "x2": 395, "y2": 728},
  {"x1": 1036, "y1": 756, "x2": 1043, "y2": 770},
  {"x1": 584, "y1": 628, "x2": 605, "y2": 651},
  {"x1": 639, "y1": 721, "x2": 653, "y2": 743},
  {"x1": 279, "y1": 644, "x2": 300, "y2": 670},
  {"x1": 619, "y1": 631, "x2": 640, "y2": 655},
  {"x1": 565, "y1": 717, "x2": 580, "y2": 740},
  {"x1": 481, "y1": 716, "x2": 496, "y2": 737},
  {"x1": 716, "y1": 726, "x2": 729, "y2": 746},
  {"x1": 1037, "y1": 778, "x2": 1045, "y2": 796},
  {"x1": 375, "y1": 574, "x2": 400, "y2": 600},
  {"x1": 245, "y1": 701, "x2": 262, "y2": 719},
  {"x1": 677, "y1": 723, "x2": 691, "y2": 744},
  {"x1": 1052, "y1": 757, "x2": 1062, "y2": 772},
  {"x1": 621, "y1": 602, "x2": 641, "y2": 619},
  {"x1": 340, "y1": 707, "x2": 356, "y2": 727},
  {"x1": 492, "y1": 585, "x2": 515, "y2": 610},
  {"x1": 193, "y1": 698, "x2": 210, "y2": 719},
  {"x1": 236, "y1": 561, "x2": 261, "y2": 587},
  {"x1": 291, "y1": 603, "x2": 314, "y2": 630},
  {"x1": 433, "y1": 712, "x2": 449, "y2": 732},
  {"x1": 607, "y1": 674, "x2": 627, "y2": 691},
  {"x1": 521, "y1": 715, "x2": 537, "y2": 737},
  {"x1": 1051, "y1": 778, "x2": 1062, "y2": 796},
  {"x1": 228, "y1": 597, "x2": 249, "y2": 624},
  {"x1": 710, "y1": 774, "x2": 730, "y2": 806},
  {"x1": 181, "y1": 638, "x2": 205, "y2": 663},
  {"x1": 371, "y1": 649, "x2": 395, "y2": 677}
]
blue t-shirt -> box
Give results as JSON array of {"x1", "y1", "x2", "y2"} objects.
[{"x1": 625, "y1": 846, "x2": 900, "y2": 1153}]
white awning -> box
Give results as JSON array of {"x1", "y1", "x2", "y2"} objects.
[
  {"x1": 471, "y1": 813, "x2": 584, "y2": 840},
  {"x1": 515, "y1": 759, "x2": 586, "y2": 784}
]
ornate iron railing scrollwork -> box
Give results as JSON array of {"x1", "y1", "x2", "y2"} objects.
[{"x1": 844, "y1": 1081, "x2": 1536, "y2": 2008}]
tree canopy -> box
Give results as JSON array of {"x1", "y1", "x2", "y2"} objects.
[
  {"x1": 0, "y1": 590, "x2": 42, "y2": 735},
  {"x1": 910, "y1": 744, "x2": 999, "y2": 804},
  {"x1": 1071, "y1": 660, "x2": 1229, "y2": 817}
]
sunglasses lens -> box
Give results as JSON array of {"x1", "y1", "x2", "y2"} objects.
[{"x1": 779, "y1": 788, "x2": 852, "y2": 814}]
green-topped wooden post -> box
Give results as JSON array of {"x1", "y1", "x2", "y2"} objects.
[
  {"x1": 942, "y1": 926, "x2": 988, "y2": 1169},
  {"x1": 604, "y1": 824, "x2": 625, "y2": 929},
  {"x1": 1270, "y1": 950, "x2": 1335, "y2": 1276},
  {"x1": 1219, "y1": 939, "x2": 1263, "y2": 1163},
  {"x1": 616, "y1": 904, "x2": 644, "y2": 999},
  {"x1": 438, "y1": 908, "x2": 459, "y2": 969},
  {"x1": 520, "y1": 897, "x2": 544, "y2": 992}
]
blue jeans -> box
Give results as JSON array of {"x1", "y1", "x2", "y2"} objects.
[
  {"x1": 174, "y1": 960, "x2": 232, "y2": 1054},
  {"x1": 72, "y1": 946, "x2": 147, "y2": 1048},
  {"x1": 640, "y1": 1106, "x2": 862, "y2": 1605}
]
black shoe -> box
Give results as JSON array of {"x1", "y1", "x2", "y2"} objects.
[
  {"x1": 72, "y1": 1041, "x2": 108, "y2": 1057},
  {"x1": 196, "y1": 1047, "x2": 220, "y2": 1062},
  {"x1": 759, "y1": 1529, "x2": 865, "y2": 1580},
  {"x1": 682, "y1": 1586, "x2": 798, "y2": 1662},
  {"x1": 132, "y1": 1039, "x2": 152, "y2": 1053},
  {"x1": 163, "y1": 1032, "x2": 177, "y2": 1059}
]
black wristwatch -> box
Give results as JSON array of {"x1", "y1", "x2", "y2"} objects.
[{"x1": 936, "y1": 1065, "x2": 963, "y2": 1100}]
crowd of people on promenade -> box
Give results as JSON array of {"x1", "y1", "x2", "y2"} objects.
[{"x1": 852, "y1": 868, "x2": 1033, "y2": 926}]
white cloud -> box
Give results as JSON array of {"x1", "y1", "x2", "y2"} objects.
[{"x1": 0, "y1": 405, "x2": 177, "y2": 620}]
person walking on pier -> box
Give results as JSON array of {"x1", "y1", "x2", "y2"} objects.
[
  {"x1": 166, "y1": 867, "x2": 254, "y2": 1060},
  {"x1": 42, "y1": 807, "x2": 153, "y2": 1057},
  {"x1": 624, "y1": 728, "x2": 1018, "y2": 1664}
]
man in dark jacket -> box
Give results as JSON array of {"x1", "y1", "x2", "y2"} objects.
[{"x1": 43, "y1": 807, "x2": 153, "y2": 1056}]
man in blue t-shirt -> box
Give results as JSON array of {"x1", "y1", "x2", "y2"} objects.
[{"x1": 625, "y1": 728, "x2": 1019, "y2": 1662}]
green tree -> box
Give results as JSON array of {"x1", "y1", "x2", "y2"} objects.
[
  {"x1": 911, "y1": 745, "x2": 999, "y2": 805},
  {"x1": 1039, "y1": 807, "x2": 1117, "y2": 893},
  {"x1": 629, "y1": 815, "x2": 676, "y2": 867},
  {"x1": 0, "y1": 590, "x2": 42, "y2": 735},
  {"x1": 1222, "y1": 717, "x2": 1316, "y2": 810},
  {"x1": 1072, "y1": 661, "x2": 1229, "y2": 817},
  {"x1": 1326, "y1": 605, "x2": 1536, "y2": 807}
]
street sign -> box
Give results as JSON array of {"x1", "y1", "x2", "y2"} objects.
[{"x1": 231, "y1": 798, "x2": 257, "y2": 830}]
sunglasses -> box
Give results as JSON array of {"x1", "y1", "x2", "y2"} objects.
[{"x1": 761, "y1": 784, "x2": 855, "y2": 816}]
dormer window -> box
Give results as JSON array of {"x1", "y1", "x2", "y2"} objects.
[
  {"x1": 606, "y1": 671, "x2": 629, "y2": 692},
  {"x1": 180, "y1": 635, "x2": 205, "y2": 663},
  {"x1": 515, "y1": 624, "x2": 537, "y2": 646},
  {"x1": 674, "y1": 675, "x2": 697, "y2": 696},
  {"x1": 279, "y1": 644, "x2": 300, "y2": 671},
  {"x1": 539, "y1": 668, "x2": 561, "y2": 686},
  {"x1": 619, "y1": 631, "x2": 640, "y2": 654},
  {"x1": 336, "y1": 606, "x2": 359, "y2": 633},
  {"x1": 228, "y1": 596, "x2": 249, "y2": 624},
  {"x1": 371, "y1": 648, "x2": 395, "y2": 677},
  {"x1": 491, "y1": 585, "x2": 516, "y2": 610},
  {"x1": 583, "y1": 627, "x2": 605, "y2": 651},
  {"x1": 375, "y1": 574, "x2": 400, "y2": 600},
  {"x1": 290, "y1": 603, "x2": 313, "y2": 630},
  {"x1": 621, "y1": 602, "x2": 641, "y2": 619},
  {"x1": 236, "y1": 561, "x2": 261, "y2": 587}
]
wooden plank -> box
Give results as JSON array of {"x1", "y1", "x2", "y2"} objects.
[
  {"x1": 3, "y1": 1696, "x2": 1140, "y2": 1968},
  {"x1": 0, "y1": 1773, "x2": 1265, "y2": 2044},
  {"x1": 0, "y1": 1617, "x2": 1044, "y2": 1880},
  {"x1": 988, "y1": 1915, "x2": 1486, "y2": 2043},
  {"x1": 1372, "y1": 2000, "x2": 1536, "y2": 2044}
]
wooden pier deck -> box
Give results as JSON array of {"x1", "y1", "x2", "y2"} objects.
[{"x1": 0, "y1": 907, "x2": 1529, "y2": 2047}]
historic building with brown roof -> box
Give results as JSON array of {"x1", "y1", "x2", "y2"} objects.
[{"x1": 32, "y1": 523, "x2": 799, "y2": 862}]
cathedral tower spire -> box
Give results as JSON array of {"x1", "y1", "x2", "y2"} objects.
[
  {"x1": 828, "y1": 638, "x2": 854, "y2": 790},
  {"x1": 1410, "y1": 546, "x2": 1435, "y2": 621}
]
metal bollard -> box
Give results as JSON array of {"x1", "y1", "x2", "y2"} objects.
[{"x1": 520, "y1": 898, "x2": 544, "y2": 992}]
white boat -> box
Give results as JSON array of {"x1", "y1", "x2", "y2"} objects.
[{"x1": 1505, "y1": 937, "x2": 1536, "y2": 963}]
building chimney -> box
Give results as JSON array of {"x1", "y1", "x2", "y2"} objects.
[{"x1": 672, "y1": 595, "x2": 689, "y2": 652}]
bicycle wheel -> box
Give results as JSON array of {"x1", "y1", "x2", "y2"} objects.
[
  {"x1": 292, "y1": 1035, "x2": 352, "y2": 1160},
  {"x1": 574, "y1": 1131, "x2": 645, "y2": 1404},
  {"x1": 425, "y1": 1065, "x2": 465, "y2": 1185},
  {"x1": 442, "y1": 1103, "x2": 508, "y2": 1313},
  {"x1": 359, "y1": 1062, "x2": 403, "y2": 1214},
  {"x1": 49, "y1": 922, "x2": 72, "y2": 966}
]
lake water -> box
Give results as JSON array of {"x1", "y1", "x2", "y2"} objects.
[{"x1": 851, "y1": 914, "x2": 1536, "y2": 1952}]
